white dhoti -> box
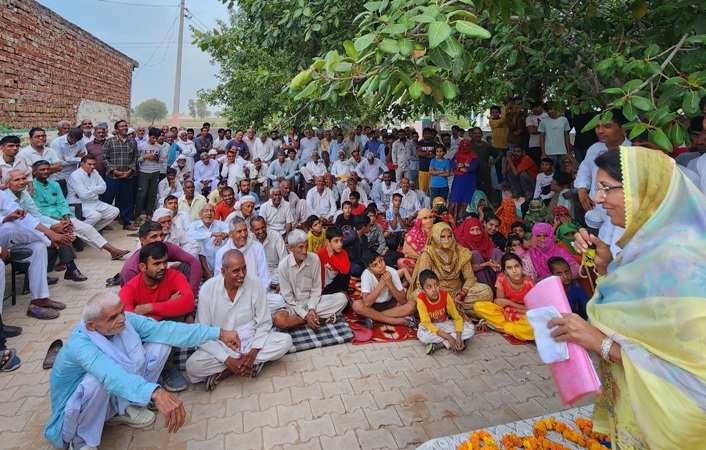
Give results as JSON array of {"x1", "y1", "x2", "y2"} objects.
[
  {"x1": 71, "y1": 218, "x2": 108, "y2": 249},
  {"x1": 81, "y1": 201, "x2": 119, "y2": 232},
  {"x1": 272, "y1": 292, "x2": 348, "y2": 319},
  {"x1": 0, "y1": 222, "x2": 50, "y2": 300},
  {"x1": 417, "y1": 320, "x2": 475, "y2": 348},
  {"x1": 61, "y1": 342, "x2": 170, "y2": 449},
  {"x1": 184, "y1": 331, "x2": 292, "y2": 383}
]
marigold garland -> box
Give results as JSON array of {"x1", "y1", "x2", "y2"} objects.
[{"x1": 457, "y1": 416, "x2": 611, "y2": 450}]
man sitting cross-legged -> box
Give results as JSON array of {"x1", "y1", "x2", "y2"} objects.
[
  {"x1": 66, "y1": 154, "x2": 120, "y2": 233},
  {"x1": 272, "y1": 230, "x2": 348, "y2": 330},
  {"x1": 44, "y1": 292, "x2": 241, "y2": 450},
  {"x1": 352, "y1": 248, "x2": 417, "y2": 329},
  {"x1": 185, "y1": 250, "x2": 292, "y2": 390},
  {"x1": 32, "y1": 159, "x2": 130, "y2": 260},
  {"x1": 187, "y1": 203, "x2": 229, "y2": 280},
  {"x1": 119, "y1": 242, "x2": 194, "y2": 392}
]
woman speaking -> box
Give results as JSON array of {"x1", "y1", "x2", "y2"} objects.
[{"x1": 549, "y1": 147, "x2": 706, "y2": 448}]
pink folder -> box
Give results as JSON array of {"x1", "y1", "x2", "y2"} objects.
[{"x1": 524, "y1": 276, "x2": 601, "y2": 405}]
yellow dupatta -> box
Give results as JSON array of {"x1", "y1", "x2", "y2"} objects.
[{"x1": 587, "y1": 147, "x2": 706, "y2": 448}]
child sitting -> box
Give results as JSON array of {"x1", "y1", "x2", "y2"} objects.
[
  {"x1": 416, "y1": 269, "x2": 475, "y2": 354},
  {"x1": 383, "y1": 235, "x2": 404, "y2": 268},
  {"x1": 548, "y1": 170, "x2": 575, "y2": 218},
  {"x1": 335, "y1": 201, "x2": 356, "y2": 231},
  {"x1": 533, "y1": 158, "x2": 555, "y2": 206},
  {"x1": 349, "y1": 191, "x2": 366, "y2": 215},
  {"x1": 386, "y1": 193, "x2": 410, "y2": 235},
  {"x1": 505, "y1": 233, "x2": 524, "y2": 253},
  {"x1": 352, "y1": 248, "x2": 417, "y2": 329},
  {"x1": 511, "y1": 221, "x2": 528, "y2": 240},
  {"x1": 548, "y1": 257, "x2": 589, "y2": 320},
  {"x1": 317, "y1": 227, "x2": 351, "y2": 296},
  {"x1": 473, "y1": 253, "x2": 536, "y2": 341},
  {"x1": 306, "y1": 215, "x2": 326, "y2": 253}
]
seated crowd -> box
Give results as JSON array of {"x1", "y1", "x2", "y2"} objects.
[{"x1": 1, "y1": 109, "x2": 704, "y2": 449}]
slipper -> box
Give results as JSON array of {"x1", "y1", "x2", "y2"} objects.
[
  {"x1": 425, "y1": 343, "x2": 435, "y2": 355},
  {"x1": 33, "y1": 300, "x2": 66, "y2": 311},
  {"x1": 26, "y1": 305, "x2": 60, "y2": 320},
  {"x1": 254, "y1": 362, "x2": 265, "y2": 377},
  {"x1": 111, "y1": 250, "x2": 130, "y2": 260},
  {"x1": 364, "y1": 317, "x2": 374, "y2": 330},
  {"x1": 205, "y1": 373, "x2": 222, "y2": 391},
  {"x1": 324, "y1": 314, "x2": 337, "y2": 324},
  {"x1": 402, "y1": 315, "x2": 417, "y2": 329},
  {"x1": 43, "y1": 339, "x2": 63, "y2": 369},
  {"x1": 0, "y1": 348, "x2": 21, "y2": 372},
  {"x1": 105, "y1": 273, "x2": 121, "y2": 286}
]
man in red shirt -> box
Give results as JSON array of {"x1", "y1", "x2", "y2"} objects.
[
  {"x1": 119, "y1": 241, "x2": 194, "y2": 392},
  {"x1": 503, "y1": 144, "x2": 539, "y2": 200},
  {"x1": 214, "y1": 186, "x2": 236, "y2": 221}
]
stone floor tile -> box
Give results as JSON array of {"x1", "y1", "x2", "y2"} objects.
[
  {"x1": 298, "y1": 414, "x2": 337, "y2": 442},
  {"x1": 356, "y1": 360, "x2": 386, "y2": 376},
  {"x1": 378, "y1": 371, "x2": 412, "y2": 391},
  {"x1": 394, "y1": 402, "x2": 434, "y2": 426},
  {"x1": 284, "y1": 358, "x2": 314, "y2": 375},
  {"x1": 320, "y1": 429, "x2": 361, "y2": 450},
  {"x1": 405, "y1": 368, "x2": 437, "y2": 387},
  {"x1": 331, "y1": 410, "x2": 370, "y2": 433},
  {"x1": 207, "y1": 413, "x2": 243, "y2": 438},
  {"x1": 478, "y1": 404, "x2": 522, "y2": 426},
  {"x1": 506, "y1": 381, "x2": 548, "y2": 403},
  {"x1": 363, "y1": 347, "x2": 394, "y2": 362},
  {"x1": 290, "y1": 383, "x2": 324, "y2": 404},
  {"x1": 260, "y1": 389, "x2": 293, "y2": 410},
  {"x1": 226, "y1": 428, "x2": 262, "y2": 449},
  {"x1": 507, "y1": 397, "x2": 550, "y2": 420},
  {"x1": 504, "y1": 353, "x2": 539, "y2": 370},
  {"x1": 341, "y1": 390, "x2": 376, "y2": 412},
  {"x1": 373, "y1": 388, "x2": 407, "y2": 409},
  {"x1": 186, "y1": 434, "x2": 225, "y2": 450},
  {"x1": 430, "y1": 365, "x2": 464, "y2": 382},
  {"x1": 330, "y1": 363, "x2": 361, "y2": 381},
  {"x1": 302, "y1": 367, "x2": 334, "y2": 385},
  {"x1": 277, "y1": 401, "x2": 313, "y2": 425},
  {"x1": 168, "y1": 419, "x2": 208, "y2": 445},
  {"x1": 321, "y1": 378, "x2": 355, "y2": 398},
  {"x1": 338, "y1": 350, "x2": 370, "y2": 366},
  {"x1": 351, "y1": 374, "x2": 383, "y2": 394},
  {"x1": 389, "y1": 423, "x2": 430, "y2": 449},
  {"x1": 310, "y1": 355, "x2": 342, "y2": 370},
  {"x1": 189, "y1": 398, "x2": 227, "y2": 424},
  {"x1": 271, "y1": 372, "x2": 306, "y2": 391},
  {"x1": 425, "y1": 397, "x2": 465, "y2": 423},
  {"x1": 408, "y1": 355, "x2": 441, "y2": 370},
  {"x1": 364, "y1": 406, "x2": 404, "y2": 428},
  {"x1": 243, "y1": 406, "x2": 277, "y2": 432},
  {"x1": 451, "y1": 410, "x2": 492, "y2": 433},
  {"x1": 262, "y1": 423, "x2": 299, "y2": 448},
  {"x1": 383, "y1": 357, "x2": 414, "y2": 373},
  {"x1": 310, "y1": 395, "x2": 346, "y2": 417},
  {"x1": 420, "y1": 418, "x2": 461, "y2": 439},
  {"x1": 355, "y1": 428, "x2": 397, "y2": 449},
  {"x1": 227, "y1": 392, "x2": 260, "y2": 414}
]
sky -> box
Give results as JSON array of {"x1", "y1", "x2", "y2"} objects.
[{"x1": 37, "y1": 0, "x2": 230, "y2": 114}]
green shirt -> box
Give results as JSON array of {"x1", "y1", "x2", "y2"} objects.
[
  {"x1": 32, "y1": 179, "x2": 74, "y2": 219},
  {"x1": 471, "y1": 141, "x2": 500, "y2": 180}
]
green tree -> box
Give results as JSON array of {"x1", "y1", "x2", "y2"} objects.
[
  {"x1": 134, "y1": 98, "x2": 168, "y2": 124},
  {"x1": 195, "y1": 99, "x2": 209, "y2": 120},
  {"x1": 188, "y1": 99, "x2": 197, "y2": 120},
  {"x1": 207, "y1": 0, "x2": 706, "y2": 150}
]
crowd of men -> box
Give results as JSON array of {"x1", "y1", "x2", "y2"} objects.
[{"x1": 1, "y1": 104, "x2": 705, "y2": 449}]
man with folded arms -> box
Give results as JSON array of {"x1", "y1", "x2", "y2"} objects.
[{"x1": 44, "y1": 292, "x2": 241, "y2": 450}]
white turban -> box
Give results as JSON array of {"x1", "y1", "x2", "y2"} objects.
[{"x1": 152, "y1": 208, "x2": 173, "y2": 221}]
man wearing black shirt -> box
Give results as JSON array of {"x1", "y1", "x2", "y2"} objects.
[{"x1": 416, "y1": 128, "x2": 443, "y2": 195}]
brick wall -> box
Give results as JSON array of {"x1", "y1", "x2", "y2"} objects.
[{"x1": 0, "y1": 0, "x2": 138, "y2": 129}]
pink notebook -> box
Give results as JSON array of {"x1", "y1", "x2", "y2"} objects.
[{"x1": 524, "y1": 276, "x2": 601, "y2": 405}]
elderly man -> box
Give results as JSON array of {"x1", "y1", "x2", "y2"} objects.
[
  {"x1": 355, "y1": 152, "x2": 387, "y2": 186},
  {"x1": 225, "y1": 194, "x2": 257, "y2": 229},
  {"x1": 119, "y1": 242, "x2": 195, "y2": 392},
  {"x1": 44, "y1": 292, "x2": 241, "y2": 449},
  {"x1": 6, "y1": 169, "x2": 87, "y2": 282},
  {"x1": 304, "y1": 151, "x2": 327, "y2": 178},
  {"x1": 151, "y1": 208, "x2": 200, "y2": 260},
  {"x1": 79, "y1": 119, "x2": 94, "y2": 144},
  {"x1": 102, "y1": 120, "x2": 139, "y2": 231},
  {"x1": 171, "y1": 154, "x2": 191, "y2": 184},
  {"x1": 330, "y1": 148, "x2": 352, "y2": 186},
  {"x1": 66, "y1": 155, "x2": 120, "y2": 231},
  {"x1": 187, "y1": 203, "x2": 229, "y2": 279},
  {"x1": 50, "y1": 127, "x2": 87, "y2": 183},
  {"x1": 267, "y1": 150, "x2": 294, "y2": 189},
  {"x1": 344, "y1": 130, "x2": 362, "y2": 157},
  {"x1": 340, "y1": 175, "x2": 369, "y2": 205},
  {"x1": 259, "y1": 187, "x2": 293, "y2": 237},
  {"x1": 134, "y1": 126, "x2": 148, "y2": 145},
  {"x1": 19, "y1": 127, "x2": 62, "y2": 175},
  {"x1": 250, "y1": 216, "x2": 287, "y2": 291},
  {"x1": 394, "y1": 177, "x2": 421, "y2": 215},
  {"x1": 252, "y1": 131, "x2": 275, "y2": 163},
  {"x1": 85, "y1": 125, "x2": 108, "y2": 177},
  {"x1": 221, "y1": 149, "x2": 249, "y2": 188},
  {"x1": 305, "y1": 176, "x2": 336, "y2": 225},
  {"x1": 250, "y1": 157, "x2": 268, "y2": 199},
  {"x1": 0, "y1": 189, "x2": 73, "y2": 319},
  {"x1": 177, "y1": 180, "x2": 207, "y2": 222},
  {"x1": 121, "y1": 221, "x2": 201, "y2": 298},
  {"x1": 272, "y1": 230, "x2": 348, "y2": 329},
  {"x1": 193, "y1": 151, "x2": 219, "y2": 196},
  {"x1": 161, "y1": 195, "x2": 190, "y2": 233},
  {"x1": 54, "y1": 120, "x2": 72, "y2": 141},
  {"x1": 214, "y1": 217, "x2": 283, "y2": 312},
  {"x1": 370, "y1": 171, "x2": 398, "y2": 212},
  {"x1": 0, "y1": 135, "x2": 34, "y2": 196},
  {"x1": 33, "y1": 159, "x2": 129, "y2": 260},
  {"x1": 185, "y1": 250, "x2": 292, "y2": 389}
]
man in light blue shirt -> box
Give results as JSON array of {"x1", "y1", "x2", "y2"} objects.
[
  {"x1": 50, "y1": 127, "x2": 87, "y2": 182},
  {"x1": 45, "y1": 292, "x2": 241, "y2": 449}
]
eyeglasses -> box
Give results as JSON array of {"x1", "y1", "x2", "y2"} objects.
[{"x1": 595, "y1": 181, "x2": 623, "y2": 198}]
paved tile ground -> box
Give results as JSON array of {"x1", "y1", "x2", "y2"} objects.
[{"x1": 0, "y1": 228, "x2": 593, "y2": 449}]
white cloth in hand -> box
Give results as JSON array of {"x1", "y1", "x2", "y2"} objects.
[
  {"x1": 526, "y1": 306, "x2": 569, "y2": 364},
  {"x1": 236, "y1": 320, "x2": 257, "y2": 355}
]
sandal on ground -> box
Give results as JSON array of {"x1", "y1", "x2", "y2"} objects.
[
  {"x1": 111, "y1": 250, "x2": 131, "y2": 260},
  {"x1": 425, "y1": 343, "x2": 435, "y2": 355},
  {"x1": 43, "y1": 339, "x2": 63, "y2": 370},
  {"x1": 206, "y1": 372, "x2": 224, "y2": 391},
  {"x1": 105, "y1": 273, "x2": 121, "y2": 286},
  {"x1": 254, "y1": 362, "x2": 265, "y2": 377},
  {"x1": 324, "y1": 314, "x2": 337, "y2": 324},
  {"x1": 27, "y1": 305, "x2": 60, "y2": 320},
  {"x1": 364, "y1": 317, "x2": 374, "y2": 330},
  {"x1": 0, "y1": 348, "x2": 21, "y2": 372}
]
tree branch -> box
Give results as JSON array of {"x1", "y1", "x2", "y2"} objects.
[{"x1": 626, "y1": 33, "x2": 689, "y2": 97}]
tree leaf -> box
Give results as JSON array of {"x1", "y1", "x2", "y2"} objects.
[
  {"x1": 632, "y1": 3, "x2": 647, "y2": 20},
  {"x1": 440, "y1": 80, "x2": 457, "y2": 100},
  {"x1": 409, "y1": 80, "x2": 423, "y2": 99},
  {"x1": 581, "y1": 113, "x2": 600, "y2": 133},
  {"x1": 343, "y1": 40, "x2": 359, "y2": 59},
  {"x1": 354, "y1": 33, "x2": 376, "y2": 52},
  {"x1": 455, "y1": 20, "x2": 491, "y2": 39},
  {"x1": 363, "y1": 1, "x2": 382, "y2": 11},
  {"x1": 622, "y1": 102, "x2": 639, "y2": 121},
  {"x1": 630, "y1": 96, "x2": 652, "y2": 111},
  {"x1": 648, "y1": 128, "x2": 672, "y2": 152},
  {"x1": 602, "y1": 88, "x2": 624, "y2": 95},
  {"x1": 428, "y1": 47, "x2": 453, "y2": 70},
  {"x1": 420, "y1": 66, "x2": 439, "y2": 77},
  {"x1": 290, "y1": 69, "x2": 312, "y2": 90},
  {"x1": 413, "y1": 14, "x2": 436, "y2": 23},
  {"x1": 379, "y1": 38, "x2": 400, "y2": 54},
  {"x1": 682, "y1": 90, "x2": 701, "y2": 116},
  {"x1": 441, "y1": 38, "x2": 464, "y2": 59},
  {"x1": 428, "y1": 21, "x2": 452, "y2": 49},
  {"x1": 333, "y1": 62, "x2": 352, "y2": 72},
  {"x1": 398, "y1": 39, "x2": 414, "y2": 56},
  {"x1": 629, "y1": 122, "x2": 648, "y2": 140}
]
